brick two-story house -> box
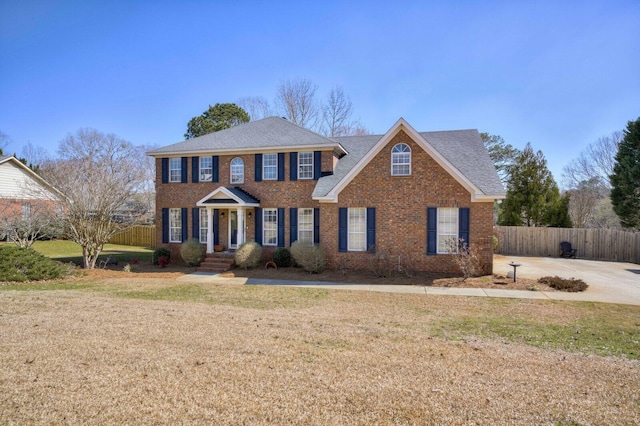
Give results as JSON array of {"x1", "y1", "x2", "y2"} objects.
[{"x1": 148, "y1": 117, "x2": 505, "y2": 274}]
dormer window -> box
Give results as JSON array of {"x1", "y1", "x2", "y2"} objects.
[
  {"x1": 391, "y1": 143, "x2": 411, "y2": 176},
  {"x1": 230, "y1": 157, "x2": 244, "y2": 184}
]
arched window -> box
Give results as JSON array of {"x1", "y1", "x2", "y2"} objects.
[
  {"x1": 391, "y1": 143, "x2": 411, "y2": 175},
  {"x1": 230, "y1": 157, "x2": 244, "y2": 184}
]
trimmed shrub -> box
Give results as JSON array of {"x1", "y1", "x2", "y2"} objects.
[
  {"x1": 291, "y1": 241, "x2": 325, "y2": 274},
  {"x1": 234, "y1": 241, "x2": 262, "y2": 269},
  {"x1": 273, "y1": 247, "x2": 292, "y2": 267},
  {"x1": 180, "y1": 238, "x2": 205, "y2": 267},
  {"x1": 538, "y1": 276, "x2": 588, "y2": 292},
  {"x1": 152, "y1": 247, "x2": 171, "y2": 265},
  {"x1": 0, "y1": 245, "x2": 71, "y2": 282}
]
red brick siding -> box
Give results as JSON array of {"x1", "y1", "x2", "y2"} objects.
[
  {"x1": 321, "y1": 130, "x2": 494, "y2": 274},
  {"x1": 154, "y1": 133, "x2": 495, "y2": 274}
]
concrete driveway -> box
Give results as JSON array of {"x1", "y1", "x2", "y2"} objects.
[{"x1": 494, "y1": 255, "x2": 640, "y2": 305}]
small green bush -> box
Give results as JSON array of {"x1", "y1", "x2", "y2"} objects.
[
  {"x1": 180, "y1": 238, "x2": 205, "y2": 267},
  {"x1": 152, "y1": 247, "x2": 171, "y2": 265},
  {"x1": 291, "y1": 241, "x2": 325, "y2": 273},
  {"x1": 273, "y1": 247, "x2": 292, "y2": 267},
  {"x1": 234, "y1": 241, "x2": 262, "y2": 269},
  {"x1": 538, "y1": 276, "x2": 588, "y2": 292},
  {"x1": 0, "y1": 245, "x2": 71, "y2": 282}
]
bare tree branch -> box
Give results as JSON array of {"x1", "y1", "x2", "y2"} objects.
[
  {"x1": 275, "y1": 78, "x2": 320, "y2": 130},
  {"x1": 237, "y1": 96, "x2": 273, "y2": 121},
  {"x1": 562, "y1": 131, "x2": 622, "y2": 190}
]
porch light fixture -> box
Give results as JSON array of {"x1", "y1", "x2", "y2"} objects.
[
  {"x1": 221, "y1": 212, "x2": 225, "y2": 218},
  {"x1": 248, "y1": 211, "x2": 252, "y2": 218}
]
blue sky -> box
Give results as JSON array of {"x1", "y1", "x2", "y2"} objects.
[{"x1": 1, "y1": 0, "x2": 639, "y2": 185}]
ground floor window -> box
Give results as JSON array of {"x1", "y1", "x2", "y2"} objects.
[
  {"x1": 348, "y1": 207, "x2": 366, "y2": 251},
  {"x1": 169, "y1": 208, "x2": 182, "y2": 243},
  {"x1": 263, "y1": 208, "x2": 277, "y2": 246},
  {"x1": 199, "y1": 208, "x2": 208, "y2": 243},
  {"x1": 437, "y1": 208, "x2": 458, "y2": 253},
  {"x1": 298, "y1": 208, "x2": 313, "y2": 243}
]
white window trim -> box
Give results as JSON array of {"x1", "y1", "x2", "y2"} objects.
[
  {"x1": 230, "y1": 157, "x2": 244, "y2": 184},
  {"x1": 263, "y1": 153, "x2": 277, "y2": 181},
  {"x1": 298, "y1": 208, "x2": 313, "y2": 243},
  {"x1": 169, "y1": 208, "x2": 182, "y2": 243},
  {"x1": 437, "y1": 207, "x2": 459, "y2": 254},
  {"x1": 298, "y1": 152, "x2": 314, "y2": 180},
  {"x1": 263, "y1": 208, "x2": 278, "y2": 246},
  {"x1": 169, "y1": 158, "x2": 181, "y2": 183},
  {"x1": 391, "y1": 143, "x2": 411, "y2": 176},
  {"x1": 347, "y1": 207, "x2": 366, "y2": 252},
  {"x1": 200, "y1": 157, "x2": 212, "y2": 182},
  {"x1": 199, "y1": 208, "x2": 208, "y2": 244}
]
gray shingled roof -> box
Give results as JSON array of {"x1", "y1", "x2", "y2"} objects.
[
  {"x1": 0, "y1": 155, "x2": 11, "y2": 163},
  {"x1": 313, "y1": 129, "x2": 505, "y2": 198},
  {"x1": 148, "y1": 116, "x2": 343, "y2": 156},
  {"x1": 419, "y1": 129, "x2": 505, "y2": 196}
]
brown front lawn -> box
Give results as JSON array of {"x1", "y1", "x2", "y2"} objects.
[{"x1": 1, "y1": 274, "x2": 638, "y2": 424}]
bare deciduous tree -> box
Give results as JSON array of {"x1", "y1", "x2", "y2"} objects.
[
  {"x1": 562, "y1": 131, "x2": 622, "y2": 190},
  {"x1": 237, "y1": 96, "x2": 273, "y2": 121},
  {"x1": 21, "y1": 142, "x2": 51, "y2": 171},
  {"x1": 322, "y1": 86, "x2": 354, "y2": 137},
  {"x1": 39, "y1": 128, "x2": 149, "y2": 269},
  {"x1": 275, "y1": 78, "x2": 320, "y2": 130}
]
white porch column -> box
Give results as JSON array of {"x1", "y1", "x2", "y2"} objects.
[
  {"x1": 237, "y1": 207, "x2": 245, "y2": 246},
  {"x1": 207, "y1": 208, "x2": 214, "y2": 254}
]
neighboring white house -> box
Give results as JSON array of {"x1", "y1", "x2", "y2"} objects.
[{"x1": 0, "y1": 155, "x2": 60, "y2": 214}]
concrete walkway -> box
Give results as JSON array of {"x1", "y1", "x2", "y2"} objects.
[{"x1": 177, "y1": 256, "x2": 640, "y2": 306}]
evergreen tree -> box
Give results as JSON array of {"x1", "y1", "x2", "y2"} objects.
[
  {"x1": 185, "y1": 103, "x2": 250, "y2": 139},
  {"x1": 610, "y1": 117, "x2": 640, "y2": 230},
  {"x1": 498, "y1": 142, "x2": 563, "y2": 227}
]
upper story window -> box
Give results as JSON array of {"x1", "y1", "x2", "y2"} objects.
[
  {"x1": 200, "y1": 157, "x2": 212, "y2": 182},
  {"x1": 263, "y1": 153, "x2": 277, "y2": 180},
  {"x1": 298, "y1": 152, "x2": 313, "y2": 179},
  {"x1": 230, "y1": 158, "x2": 244, "y2": 184},
  {"x1": 169, "y1": 158, "x2": 181, "y2": 182},
  {"x1": 437, "y1": 208, "x2": 458, "y2": 254},
  {"x1": 391, "y1": 143, "x2": 411, "y2": 176}
]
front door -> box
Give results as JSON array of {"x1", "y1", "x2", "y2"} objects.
[{"x1": 229, "y1": 210, "x2": 238, "y2": 249}]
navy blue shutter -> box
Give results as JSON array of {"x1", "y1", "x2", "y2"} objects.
[
  {"x1": 161, "y1": 158, "x2": 169, "y2": 184},
  {"x1": 277, "y1": 208, "x2": 285, "y2": 247},
  {"x1": 255, "y1": 154, "x2": 262, "y2": 182},
  {"x1": 212, "y1": 156, "x2": 219, "y2": 183},
  {"x1": 313, "y1": 208, "x2": 320, "y2": 244},
  {"x1": 255, "y1": 208, "x2": 262, "y2": 244},
  {"x1": 290, "y1": 208, "x2": 298, "y2": 245},
  {"x1": 181, "y1": 208, "x2": 188, "y2": 242},
  {"x1": 162, "y1": 208, "x2": 169, "y2": 243},
  {"x1": 181, "y1": 157, "x2": 188, "y2": 183},
  {"x1": 366, "y1": 207, "x2": 376, "y2": 253},
  {"x1": 277, "y1": 153, "x2": 285, "y2": 181},
  {"x1": 192, "y1": 208, "x2": 200, "y2": 239},
  {"x1": 338, "y1": 208, "x2": 348, "y2": 252},
  {"x1": 192, "y1": 157, "x2": 199, "y2": 183},
  {"x1": 459, "y1": 207, "x2": 470, "y2": 246},
  {"x1": 313, "y1": 151, "x2": 321, "y2": 180},
  {"x1": 427, "y1": 207, "x2": 437, "y2": 255},
  {"x1": 290, "y1": 152, "x2": 298, "y2": 181},
  {"x1": 213, "y1": 209, "x2": 220, "y2": 246}
]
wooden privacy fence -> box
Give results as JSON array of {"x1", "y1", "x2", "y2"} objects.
[
  {"x1": 495, "y1": 226, "x2": 640, "y2": 264},
  {"x1": 109, "y1": 225, "x2": 156, "y2": 248}
]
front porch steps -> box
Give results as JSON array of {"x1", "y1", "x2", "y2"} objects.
[{"x1": 197, "y1": 252, "x2": 235, "y2": 273}]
